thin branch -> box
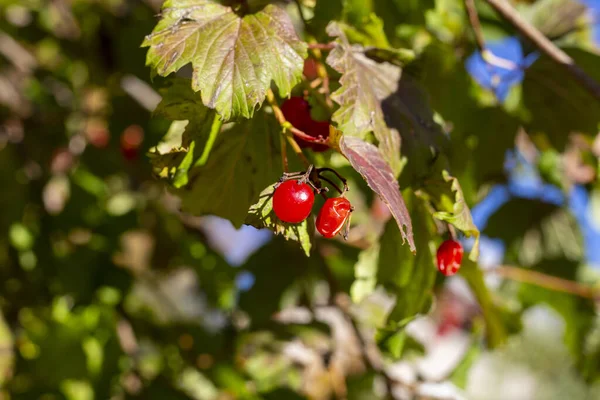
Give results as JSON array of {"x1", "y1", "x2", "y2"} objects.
[
  {"x1": 335, "y1": 295, "x2": 396, "y2": 399},
  {"x1": 280, "y1": 131, "x2": 288, "y2": 172},
  {"x1": 306, "y1": 43, "x2": 334, "y2": 108},
  {"x1": 285, "y1": 136, "x2": 310, "y2": 167},
  {"x1": 464, "y1": 0, "x2": 520, "y2": 70},
  {"x1": 447, "y1": 223, "x2": 458, "y2": 241},
  {"x1": 308, "y1": 43, "x2": 335, "y2": 50},
  {"x1": 464, "y1": 0, "x2": 486, "y2": 52},
  {"x1": 488, "y1": 265, "x2": 599, "y2": 300},
  {"x1": 485, "y1": 0, "x2": 600, "y2": 101}
]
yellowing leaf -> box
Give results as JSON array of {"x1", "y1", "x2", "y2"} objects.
[
  {"x1": 326, "y1": 22, "x2": 402, "y2": 175},
  {"x1": 143, "y1": 1, "x2": 307, "y2": 120}
]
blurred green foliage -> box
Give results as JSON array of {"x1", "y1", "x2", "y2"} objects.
[{"x1": 0, "y1": 0, "x2": 599, "y2": 399}]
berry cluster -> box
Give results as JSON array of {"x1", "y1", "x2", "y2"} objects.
[
  {"x1": 272, "y1": 165, "x2": 353, "y2": 239},
  {"x1": 281, "y1": 97, "x2": 330, "y2": 152},
  {"x1": 271, "y1": 162, "x2": 464, "y2": 274}
]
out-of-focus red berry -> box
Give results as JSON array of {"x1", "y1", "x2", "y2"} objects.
[
  {"x1": 436, "y1": 240, "x2": 463, "y2": 276},
  {"x1": 120, "y1": 125, "x2": 144, "y2": 161},
  {"x1": 303, "y1": 58, "x2": 319, "y2": 81},
  {"x1": 281, "y1": 97, "x2": 312, "y2": 131}
]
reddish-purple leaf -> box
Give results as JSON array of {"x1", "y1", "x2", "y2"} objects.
[{"x1": 340, "y1": 136, "x2": 415, "y2": 253}]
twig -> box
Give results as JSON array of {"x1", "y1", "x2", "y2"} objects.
[
  {"x1": 447, "y1": 223, "x2": 458, "y2": 241},
  {"x1": 485, "y1": 0, "x2": 600, "y2": 101},
  {"x1": 305, "y1": 42, "x2": 334, "y2": 108},
  {"x1": 319, "y1": 262, "x2": 396, "y2": 397},
  {"x1": 488, "y1": 265, "x2": 599, "y2": 300},
  {"x1": 464, "y1": 0, "x2": 520, "y2": 70},
  {"x1": 335, "y1": 295, "x2": 396, "y2": 399},
  {"x1": 285, "y1": 135, "x2": 310, "y2": 167},
  {"x1": 308, "y1": 43, "x2": 336, "y2": 50},
  {"x1": 464, "y1": 0, "x2": 486, "y2": 52},
  {"x1": 280, "y1": 132, "x2": 288, "y2": 172}
]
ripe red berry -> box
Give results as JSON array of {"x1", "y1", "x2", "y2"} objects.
[
  {"x1": 273, "y1": 180, "x2": 315, "y2": 223},
  {"x1": 300, "y1": 119, "x2": 330, "y2": 152},
  {"x1": 316, "y1": 197, "x2": 353, "y2": 238},
  {"x1": 281, "y1": 97, "x2": 311, "y2": 131},
  {"x1": 436, "y1": 240, "x2": 463, "y2": 276}
]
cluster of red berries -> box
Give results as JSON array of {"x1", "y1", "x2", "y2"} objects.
[
  {"x1": 281, "y1": 97, "x2": 330, "y2": 152},
  {"x1": 272, "y1": 166, "x2": 353, "y2": 239},
  {"x1": 271, "y1": 162, "x2": 463, "y2": 273},
  {"x1": 436, "y1": 239, "x2": 463, "y2": 276}
]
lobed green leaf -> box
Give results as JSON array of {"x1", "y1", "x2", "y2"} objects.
[
  {"x1": 142, "y1": 1, "x2": 307, "y2": 120},
  {"x1": 326, "y1": 22, "x2": 403, "y2": 175}
]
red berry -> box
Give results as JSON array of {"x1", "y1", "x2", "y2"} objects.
[
  {"x1": 299, "y1": 120, "x2": 330, "y2": 152},
  {"x1": 436, "y1": 240, "x2": 463, "y2": 276},
  {"x1": 120, "y1": 125, "x2": 144, "y2": 162},
  {"x1": 303, "y1": 58, "x2": 319, "y2": 80},
  {"x1": 273, "y1": 180, "x2": 315, "y2": 223},
  {"x1": 316, "y1": 197, "x2": 353, "y2": 238},
  {"x1": 281, "y1": 97, "x2": 311, "y2": 131}
]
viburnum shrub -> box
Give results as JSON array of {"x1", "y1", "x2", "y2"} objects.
[
  {"x1": 6, "y1": 0, "x2": 600, "y2": 397},
  {"x1": 137, "y1": 0, "x2": 600, "y2": 384},
  {"x1": 142, "y1": 0, "x2": 484, "y2": 304},
  {"x1": 142, "y1": 0, "x2": 486, "y2": 323}
]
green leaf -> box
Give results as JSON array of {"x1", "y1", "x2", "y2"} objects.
[
  {"x1": 518, "y1": 275, "x2": 596, "y2": 358},
  {"x1": 175, "y1": 108, "x2": 283, "y2": 227},
  {"x1": 525, "y1": 0, "x2": 586, "y2": 41},
  {"x1": 421, "y1": 170, "x2": 480, "y2": 261},
  {"x1": 142, "y1": 1, "x2": 307, "y2": 120},
  {"x1": 239, "y1": 238, "x2": 322, "y2": 326},
  {"x1": 376, "y1": 190, "x2": 437, "y2": 324},
  {"x1": 326, "y1": 22, "x2": 402, "y2": 174},
  {"x1": 150, "y1": 78, "x2": 219, "y2": 188},
  {"x1": 245, "y1": 184, "x2": 313, "y2": 256},
  {"x1": 522, "y1": 48, "x2": 600, "y2": 150},
  {"x1": 130, "y1": 376, "x2": 196, "y2": 400},
  {"x1": 485, "y1": 199, "x2": 583, "y2": 267},
  {"x1": 411, "y1": 43, "x2": 519, "y2": 196},
  {"x1": 363, "y1": 46, "x2": 415, "y2": 66},
  {"x1": 460, "y1": 259, "x2": 507, "y2": 348},
  {"x1": 377, "y1": 0, "x2": 435, "y2": 26},
  {"x1": 379, "y1": 72, "x2": 449, "y2": 186},
  {"x1": 153, "y1": 78, "x2": 212, "y2": 133},
  {"x1": 311, "y1": 0, "x2": 390, "y2": 48},
  {"x1": 340, "y1": 9, "x2": 390, "y2": 48},
  {"x1": 351, "y1": 242, "x2": 380, "y2": 302},
  {"x1": 452, "y1": 107, "x2": 519, "y2": 190}
]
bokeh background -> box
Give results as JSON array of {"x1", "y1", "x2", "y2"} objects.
[{"x1": 1, "y1": 0, "x2": 600, "y2": 399}]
